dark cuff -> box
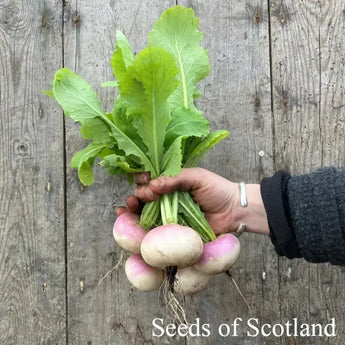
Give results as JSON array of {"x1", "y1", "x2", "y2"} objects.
[
  {"x1": 260, "y1": 171, "x2": 302, "y2": 259},
  {"x1": 287, "y1": 167, "x2": 345, "y2": 265}
]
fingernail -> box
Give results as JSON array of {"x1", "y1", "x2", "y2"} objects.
[{"x1": 142, "y1": 174, "x2": 150, "y2": 184}]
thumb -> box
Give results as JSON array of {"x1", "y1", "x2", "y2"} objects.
[{"x1": 148, "y1": 168, "x2": 205, "y2": 194}]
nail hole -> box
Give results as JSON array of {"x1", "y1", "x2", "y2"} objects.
[{"x1": 18, "y1": 144, "x2": 27, "y2": 151}]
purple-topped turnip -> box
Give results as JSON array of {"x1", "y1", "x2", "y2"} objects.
[
  {"x1": 125, "y1": 254, "x2": 164, "y2": 291},
  {"x1": 194, "y1": 234, "x2": 240, "y2": 274},
  {"x1": 113, "y1": 212, "x2": 148, "y2": 254}
]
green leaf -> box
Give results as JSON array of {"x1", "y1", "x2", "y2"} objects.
[
  {"x1": 99, "y1": 163, "x2": 126, "y2": 176},
  {"x1": 111, "y1": 31, "x2": 135, "y2": 81},
  {"x1": 193, "y1": 88, "x2": 201, "y2": 99},
  {"x1": 112, "y1": 97, "x2": 147, "y2": 153},
  {"x1": 78, "y1": 161, "x2": 95, "y2": 186},
  {"x1": 165, "y1": 107, "x2": 209, "y2": 147},
  {"x1": 52, "y1": 68, "x2": 156, "y2": 175},
  {"x1": 98, "y1": 147, "x2": 116, "y2": 159},
  {"x1": 121, "y1": 46, "x2": 179, "y2": 176},
  {"x1": 53, "y1": 70, "x2": 113, "y2": 145},
  {"x1": 183, "y1": 136, "x2": 202, "y2": 161},
  {"x1": 99, "y1": 155, "x2": 126, "y2": 175},
  {"x1": 100, "y1": 154, "x2": 142, "y2": 174},
  {"x1": 101, "y1": 81, "x2": 119, "y2": 88},
  {"x1": 79, "y1": 118, "x2": 113, "y2": 144},
  {"x1": 42, "y1": 90, "x2": 55, "y2": 99},
  {"x1": 161, "y1": 137, "x2": 183, "y2": 176},
  {"x1": 71, "y1": 142, "x2": 105, "y2": 168},
  {"x1": 149, "y1": 6, "x2": 210, "y2": 111},
  {"x1": 53, "y1": 68, "x2": 106, "y2": 125},
  {"x1": 184, "y1": 130, "x2": 229, "y2": 167}
]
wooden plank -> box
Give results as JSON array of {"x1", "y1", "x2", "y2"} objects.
[
  {"x1": 63, "y1": 1, "x2": 176, "y2": 344},
  {"x1": 0, "y1": 0, "x2": 66, "y2": 344},
  {"x1": 176, "y1": 1, "x2": 277, "y2": 344},
  {"x1": 270, "y1": 1, "x2": 345, "y2": 344}
]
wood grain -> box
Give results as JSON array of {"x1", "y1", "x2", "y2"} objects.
[
  {"x1": 0, "y1": 0, "x2": 66, "y2": 344},
  {"x1": 270, "y1": 1, "x2": 345, "y2": 344}
]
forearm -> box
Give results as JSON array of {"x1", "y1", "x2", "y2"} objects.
[{"x1": 233, "y1": 184, "x2": 269, "y2": 235}]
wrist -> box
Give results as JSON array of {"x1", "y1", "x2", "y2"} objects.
[{"x1": 233, "y1": 184, "x2": 269, "y2": 235}]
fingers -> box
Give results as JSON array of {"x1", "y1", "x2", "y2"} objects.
[
  {"x1": 133, "y1": 172, "x2": 151, "y2": 185},
  {"x1": 134, "y1": 185, "x2": 160, "y2": 202},
  {"x1": 133, "y1": 168, "x2": 207, "y2": 202},
  {"x1": 116, "y1": 207, "x2": 128, "y2": 217},
  {"x1": 126, "y1": 195, "x2": 142, "y2": 213},
  {"x1": 148, "y1": 168, "x2": 205, "y2": 194},
  {"x1": 115, "y1": 194, "x2": 143, "y2": 217}
]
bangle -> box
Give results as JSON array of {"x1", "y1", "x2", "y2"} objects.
[{"x1": 239, "y1": 182, "x2": 248, "y2": 207}]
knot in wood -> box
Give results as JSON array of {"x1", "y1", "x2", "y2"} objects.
[
  {"x1": 254, "y1": 10, "x2": 261, "y2": 24},
  {"x1": 73, "y1": 12, "x2": 80, "y2": 26}
]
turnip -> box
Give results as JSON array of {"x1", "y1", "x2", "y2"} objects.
[
  {"x1": 174, "y1": 266, "x2": 211, "y2": 294},
  {"x1": 113, "y1": 212, "x2": 148, "y2": 254},
  {"x1": 125, "y1": 254, "x2": 164, "y2": 292},
  {"x1": 194, "y1": 234, "x2": 240, "y2": 274},
  {"x1": 140, "y1": 224, "x2": 203, "y2": 269}
]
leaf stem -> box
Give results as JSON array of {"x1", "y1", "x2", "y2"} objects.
[
  {"x1": 175, "y1": 43, "x2": 188, "y2": 108},
  {"x1": 178, "y1": 192, "x2": 216, "y2": 242},
  {"x1": 161, "y1": 193, "x2": 177, "y2": 225},
  {"x1": 140, "y1": 200, "x2": 160, "y2": 229},
  {"x1": 171, "y1": 191, "x2": 179, "y2": 221}
]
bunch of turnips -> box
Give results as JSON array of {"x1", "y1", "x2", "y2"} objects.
[
  {"x1": 114, "y1": 211, "x2": 240, "y2": 293},
  {"x1": 44, "y1": 6, "x2": 241, "y2": 294}
]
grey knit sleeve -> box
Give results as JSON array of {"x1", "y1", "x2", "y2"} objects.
[{"x1": 287, "y1": 167, "x2": 345, "y2": 265}]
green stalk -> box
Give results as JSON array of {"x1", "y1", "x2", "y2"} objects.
[
  {"x1": 161, "y1": 193, "x2": 177, "y2": 225},
  {"x1": 178, "y1": 192, "x2": 216, "y2": 242},
  {"x1": 140, "y1": 200, "x2": 160, "y2": 229},
  {"x1": 171, "y1": 191, "x2": 179, "y2": 220}
]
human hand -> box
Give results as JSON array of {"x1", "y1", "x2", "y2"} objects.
[{"x1": 117, "y1": 168, "x2": 269, "y2": 235}]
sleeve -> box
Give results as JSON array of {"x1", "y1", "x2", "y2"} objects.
[
  {"x1": 260, "y1": 171, "x2": 302, "y2": 259},
  {"x1": 260, "y1": 167, "x2": 345, "y2": 265},
  {"x1": 287, "y1": 167, "x2": 345, "y2": 265}
]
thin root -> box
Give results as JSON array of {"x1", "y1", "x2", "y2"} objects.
[
  {"x1": 225, "y1": 270, "x2": 252, "y2": 312},
  {"x1": 87, "y1": 250, "x2": 124, "y2": 310},
  {"x1": 158, "y1": 279, "x2": 188, "y2": 326},
  {"x1": 96, "y1": 250, "x2": 124, "y2": 289}
]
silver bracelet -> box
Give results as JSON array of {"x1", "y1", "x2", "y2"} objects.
[{"x1": 239, "y1": 182, "x2": 248, "y2": 207}]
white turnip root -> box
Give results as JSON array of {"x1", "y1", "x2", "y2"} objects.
[
  {"x1": 174, "y1": 266, "x2": 211, "y2": 295},
  {"x1": 125, "y1": 253, "x2": 164, "y2": 292},
  {"x1": 194, "y1": 234, "x2": 240, "y2": 274},
  {"x1": 140, "y1": 224, "x2": 203, "y2": 269},
  {"x1": 113, "y1": 212, "x2": 148, "y2": 254}
]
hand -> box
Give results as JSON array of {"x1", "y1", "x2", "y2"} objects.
[{"x1": 117, "y1": 168, "x2": 269, "y2": 235}]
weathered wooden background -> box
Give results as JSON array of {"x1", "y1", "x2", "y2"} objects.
[{"x1": 1, "y1": 0, "x2": 345, "y2": 344}]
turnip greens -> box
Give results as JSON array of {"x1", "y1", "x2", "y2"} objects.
[{"x1": 44, "y1": 6, "x2": 229, "y2": 242}]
